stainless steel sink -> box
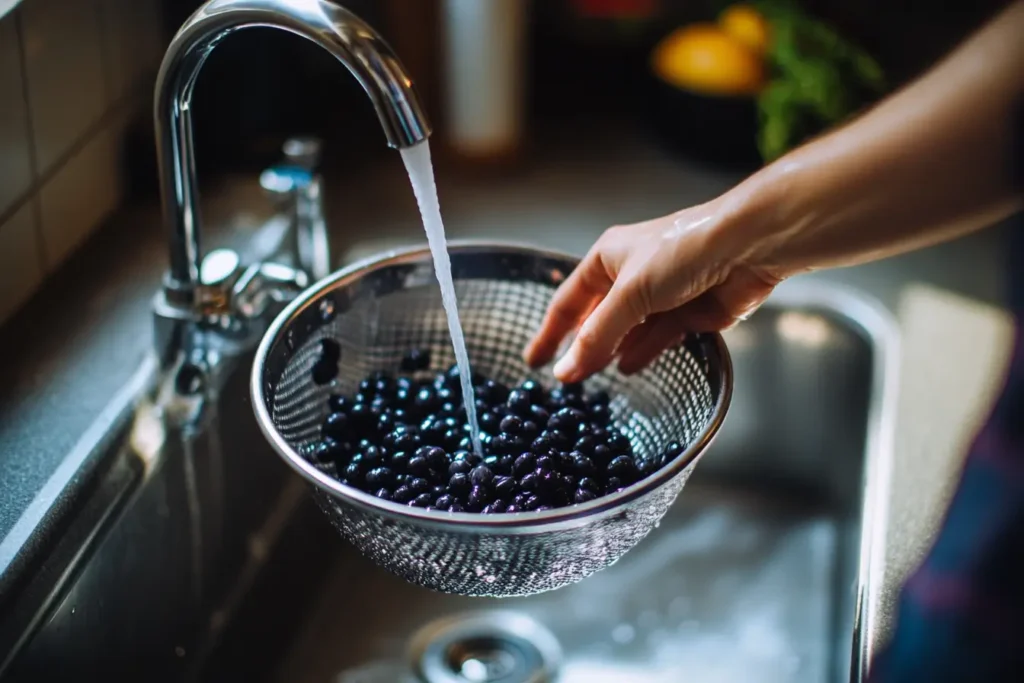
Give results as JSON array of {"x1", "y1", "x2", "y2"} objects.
[
  {"x1": 3, "y1": 284, "x2": 894, "y2": 683},
  {"x1": 264, "y1": 285, "x2": 895, "y2": 683}
]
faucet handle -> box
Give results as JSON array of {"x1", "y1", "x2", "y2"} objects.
[
  {"x1": 196, "y1": 247, "x2": 308, "y2": 324},
  {"x1": 197, "y1": 248, "x2": 244, "y2": 316}
]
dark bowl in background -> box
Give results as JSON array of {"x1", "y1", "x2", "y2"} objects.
[{"x1": 639, "y1": 67, "x2": 763, "y2": 173}]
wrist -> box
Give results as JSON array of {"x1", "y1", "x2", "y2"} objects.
[{"x1": 705, "y1": 162, "x2": 803, "y2": 281}]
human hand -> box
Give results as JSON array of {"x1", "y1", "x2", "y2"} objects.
[{"x1": 523, "y1": 199, "x2": 781, "y2": 383}]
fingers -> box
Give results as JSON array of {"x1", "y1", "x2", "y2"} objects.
[
  {"x1": 523, "y1": 249, "x2": 612, "y2": 368},
  {"x1": 617, "y1": 269, "x2": 776, "y2": 374},
  {"x1": 552, "y1": 279, "x2": 648, "y2": 383},
  {"x1": 614, "y1": 300, "x2": 723, "y2": 375}
]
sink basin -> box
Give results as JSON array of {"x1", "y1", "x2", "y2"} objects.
[
  {"x1": 3, "y1": 284, "x2": 894, "y2": 683},
  {"x1": 261, "y1": 285, "x2": 894, "y2": 683}
]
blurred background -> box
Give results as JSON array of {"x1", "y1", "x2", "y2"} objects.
[
  {"x1": 0, "y1": 3, "x2": 1019, "y2": 681},
  {"x1": 0, "y1": 0, "x2": 1015, "y2": 330}
]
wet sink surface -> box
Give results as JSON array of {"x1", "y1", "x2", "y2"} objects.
[{"x1": 272, "y1": 295, "x2": 878, "y2": 683}]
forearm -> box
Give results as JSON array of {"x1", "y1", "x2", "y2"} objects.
[{"x1": 727, "y1": 1, "x2": 1024, "y2": 277}]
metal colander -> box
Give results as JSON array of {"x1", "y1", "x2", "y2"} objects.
[{"x1": 251, "y1": 243, "x2": 732, "y2": 597}]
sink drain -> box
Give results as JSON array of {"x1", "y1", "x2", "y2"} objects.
[{"x1": 408, "y1": 611, "x2": 561, "y2": 683}]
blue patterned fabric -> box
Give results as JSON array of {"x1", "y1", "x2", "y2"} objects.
[{"x1": 867, "y1": 102, "x2": 1024, "y2": 682}]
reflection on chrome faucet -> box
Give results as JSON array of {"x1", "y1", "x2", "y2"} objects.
[
  {"x1": 260, "y1": 137, "x2": 331, "y2": 281},
  {"x1": 151, "y1": 0, "x2": 431, "y2": 367}
]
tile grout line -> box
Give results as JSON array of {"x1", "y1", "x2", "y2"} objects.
[
  {"x1": 0, "y1": 75, "x2": 153, "y2": 230},
  {"x1": 12, "y1": 7, "x2": 46, "y2": 273}
]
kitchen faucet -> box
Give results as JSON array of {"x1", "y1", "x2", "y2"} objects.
[{"x1": 152, "y1": 0, "x2": 431, "y2": 369}]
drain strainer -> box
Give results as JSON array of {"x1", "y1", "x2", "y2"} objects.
[{"x1": 408, "y1": 611, "x2": 561, "y2": 683}]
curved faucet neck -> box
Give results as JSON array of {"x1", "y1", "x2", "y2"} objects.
[{"x1": 154, "y1": 0, "x2": 431, "y2": 305}]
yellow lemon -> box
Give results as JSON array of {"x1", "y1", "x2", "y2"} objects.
[
  {"x1": 651, "y1": 23, "x2": 765, "y2": 96},
  {"x1": 719, "y1": 4, "x2": 771, "y2": 57}
]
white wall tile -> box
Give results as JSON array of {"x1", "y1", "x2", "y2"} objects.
[
  {"x1": 22, "y1": 0, "x2": 106, "y2": 175},
  {"x1": 38, "y1": 113, "x2": 123, "y2": 271},
  {"x1": 99, "y1": 0, "x2": 165, "y2": 101},
  {"x1": 0, "y1": 13, "x2": 33, "y2": 216},
  {"x1": 0, "y1": 199, "x2": 44, "y2": 324}
]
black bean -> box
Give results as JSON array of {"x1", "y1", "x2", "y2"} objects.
[
  {"x1": 573, "y1": 435, "x2": 596, "y2": 455},
  {"x1": 312, "y1": 439, "x2": 346, "y2": 465},
  {"x1": 408, "y1": 455, "x2": 431, "y2": 477},
  {"x1": 483, "y1": 499, "x2": 508, "y2": 514},
  {"x1": 364, "y1": 467, "x2": 394, "y2": 488},
  {"x1": 453, "y1": 450, "x2": 482, "y2": 468},
  {"x1": 449, "y1": 459, "x2": 473, "y2": 476},
  {"x1": 328, "y1": 394, "x2": 352, "y2": 414},
  {"x1": 390, "y1": 450, "x2": 410, "y2": 472},
  {"x1": 400, "y1": 348, "x2": 431, "y2": 372},
  {"x1": 322, "y1": 412, "x2": 350, "y2": 440},
  {"x1": 411, "y1": 493, "x2": 434, "y2": 507},
  {"x1": 494, "y1": 475, "x2": 517, "y2": 499},
  {"x1": 571, "y1": 452, "x2": 595, "y2": 476},
  {"x1": 344, "y1": 461, "x2": 363, "y2": 483},
  {"x1": 392, "y1": 485, "x2": 414, "y2": 503},
  {"x1": 361, "y1": 445, "x2": 384, "y2": 466},
  {"x1": 312, "y1": 357, "x2": 338, "y2": 386},
  {"x1": 520, "y1": 379, "x2": 545, "y2": 403},
  {"x1": 593, "y1": 444, "x2": 613, "y2": 465},
  {"x1": 420, "y1": 445, "x2": 448, "y2": 471},
  {"x1": 499, "y1": 414, "x2": 524, "y2": 435},
  {"x1": 589, "y1": 403, "x2": 610, "y2": 425},
  {"x1": 470, "y1": 465, "x2": 494, "y2": 488},
  {"x1": 393, "y1": 432, "x2": 421, "y2": 452},
  {"x1": 536, "y1": 455, "x2": 556, "y2": 472},
  {"x1": 513, "y1": 453, "x2": 536, "y2": 477},
  {"x1": 449, "y1": 472, "x2": 471, "y2": 496},
  {"x1": 467, "y1": 486, "x2": 490, "y2": 511},
  {"x1": 607, "y1": 432, "x2": 632, "y2": 455},
  {"x1": 507, "y1": 389, "x2": 532, "y2": 416},
  {"x1": 607, "y1": 455, "x2": 637, "y2": 479},
  {"x1": 537, "y1": 470, "x2": 562, "y2": 496},
  {"x1": 574, "y1": 488, "x2": 597, "y2": 504},
  {"x1": 480, "y1": 411, "x2": 500, "y2": 432}
]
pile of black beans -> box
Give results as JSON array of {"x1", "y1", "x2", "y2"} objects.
[{"x1": 305, "y1": 341, "x2": 684, "y2": 513}]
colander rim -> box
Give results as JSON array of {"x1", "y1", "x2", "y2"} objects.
[{"x1": 250, "y1": 240, "x2": 733, "y2": 534}]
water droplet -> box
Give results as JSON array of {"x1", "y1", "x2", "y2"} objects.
[{"x1": 319, "y1": 296, "x2": 336, "y2": 323}]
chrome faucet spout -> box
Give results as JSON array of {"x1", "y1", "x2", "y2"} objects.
[{"x1": 154, "y1": 0, "x2": 431, "y2": 306}]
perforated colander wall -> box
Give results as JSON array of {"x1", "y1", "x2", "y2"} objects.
[{"x1": 257, "y1": 247, "x2": 728, "y2": 596}]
